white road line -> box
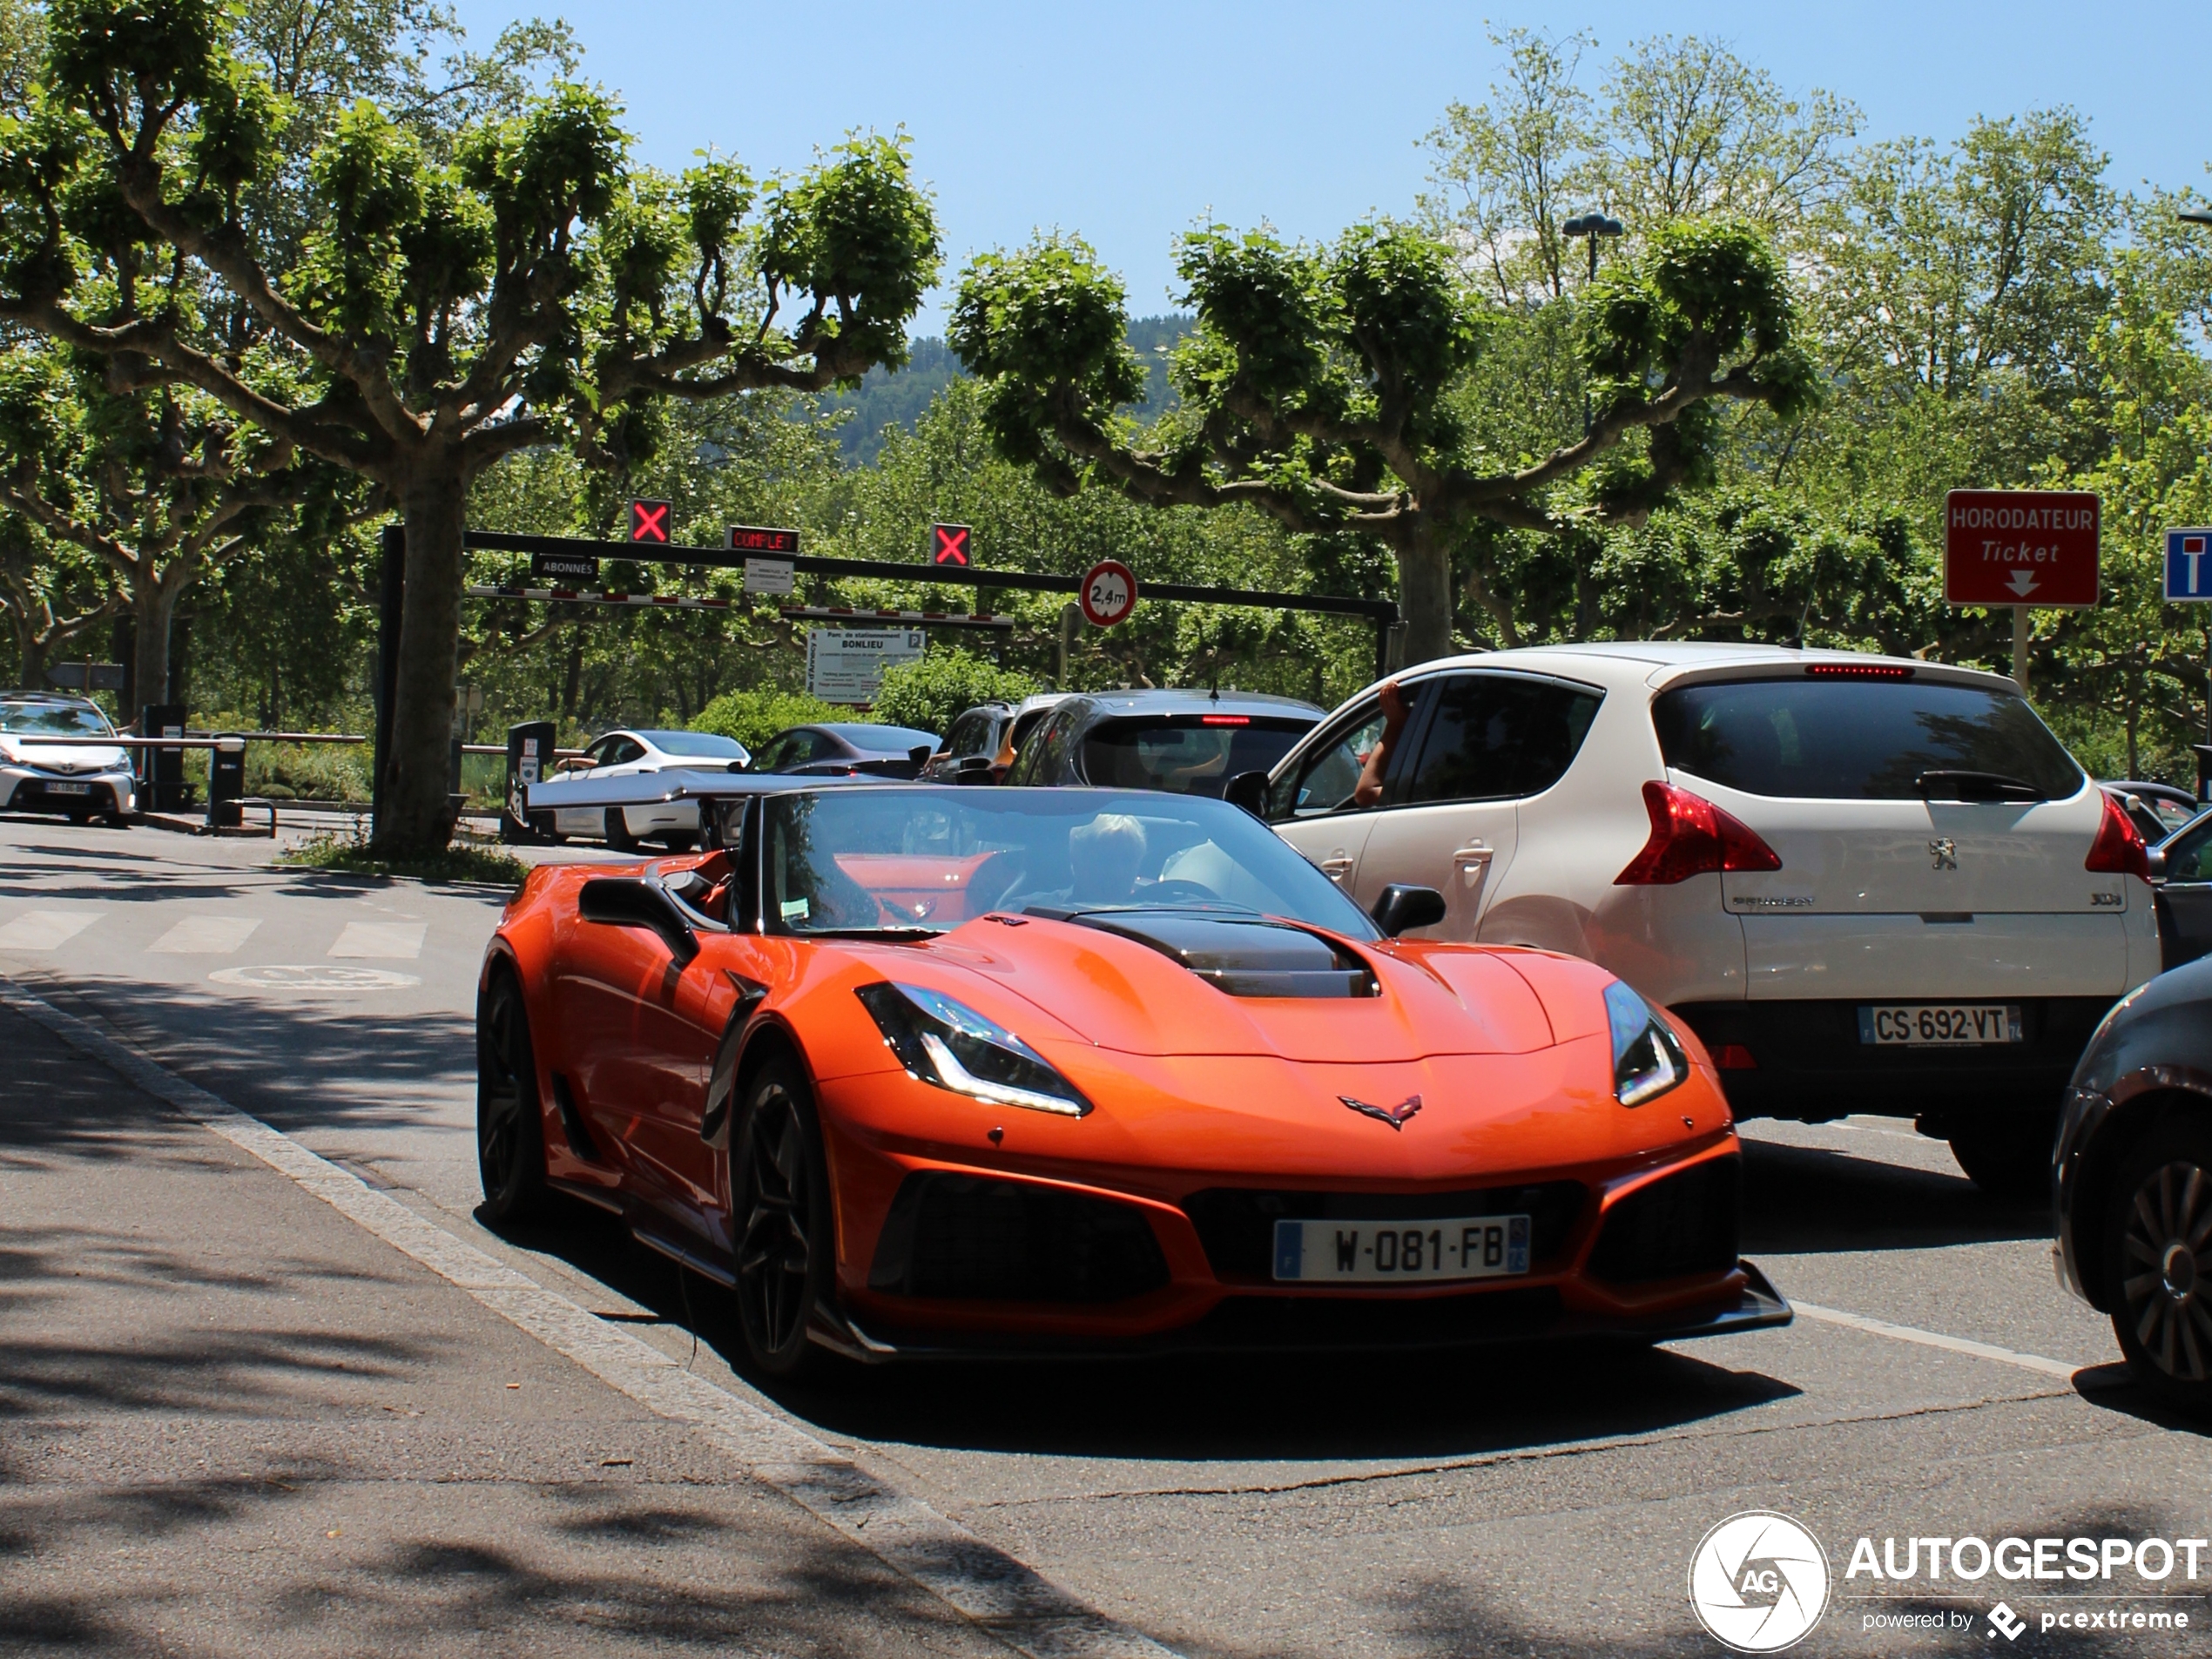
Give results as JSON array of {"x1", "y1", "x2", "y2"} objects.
[
  {"x1": 0, "y1": 975, "x2": 1176, "y2": 1659},
  {"x1": 1793, "y1": 1300, "x2": 2082, "y2": 1381},
  {"x1": 0, "y1": 909, "x2": 99, "y2": 952},
  {"x1": 149, "y1": 915, "x2": 261, "y2": 954},
  {"x1": 328, "y1": 921, "x2": 427, "y2": 959}
]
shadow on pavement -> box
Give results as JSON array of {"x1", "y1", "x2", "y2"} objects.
[
  {"x1": 1740, "y1": 1136, "x2": 2050, "y2": 1255},
  {"x1": 494, "y1": 1202, "x2": 1800, "y2": 1467}
]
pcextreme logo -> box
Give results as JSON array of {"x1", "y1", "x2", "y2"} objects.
[{"x1": 1689, "y1": 1512, "x2": 1832, "y2": 1653}]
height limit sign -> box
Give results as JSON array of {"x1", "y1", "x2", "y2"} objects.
[
  {"x1": 1080, "y1": 560, "x2": 1137, "y2": 627},
  {"x1": 1944, "y1": 489, "x2": 2100, "y2": 608}
]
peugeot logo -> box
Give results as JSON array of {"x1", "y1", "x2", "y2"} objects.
[
  {"x1": 1929, "y1": 838, "x2": 1957, "y2": 871},
  {"x1": 1341, "y1": 1093, "x2": 1421, "y2": 1130}
]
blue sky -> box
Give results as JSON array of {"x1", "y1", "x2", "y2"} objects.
[{"x1": 453, "y1": 0, "x2": 2212, "y2": 331}]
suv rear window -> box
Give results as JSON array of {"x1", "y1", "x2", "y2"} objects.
[
  {"x1": 1652, "y1": 678, "x2": 2085, "y2": 800},
  {"x1": 1082, "y1": 718, "x2": 1312, "y2": 797}
]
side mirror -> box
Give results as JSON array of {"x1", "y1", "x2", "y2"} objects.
[
  {"x1": 1223, "y1": 770, "x2": 1271, "y2": 818},
  {"x1": 2147, "y1": 846, "x2": 2168, "y2": 883},
  {"x1": 907, "y1": 745, "x2": 934, "y2": 772},
  {"x1": 579, "y1": 878, "x2": 699, "y2": 966},
  {"x1": 954, "y1": 755, "x2": 996, "y2": 786},
  {"x1": 1370, "y1": 883, "x2": 1447, "y2": 939}
]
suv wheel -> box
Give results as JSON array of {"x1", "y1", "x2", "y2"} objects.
[
  {"x1": 1947, "y1": 1117, "x2": 2054, "y2": 1202},
  {"x1": 2106, "y1": 1120, "x2": 2212, "y2": 1413}
]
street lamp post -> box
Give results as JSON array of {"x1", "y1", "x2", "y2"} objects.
[{"x1": 1561, "y1": 212, "x2": 1626, "y2": 282}]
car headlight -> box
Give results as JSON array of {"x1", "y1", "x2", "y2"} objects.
[
  {"x1": 1603, "y1": 981, "x2": 1689, "y2": 1108},
  {"x1": 854, "y1": 981, "x2": 1092, "y2": 1117}
]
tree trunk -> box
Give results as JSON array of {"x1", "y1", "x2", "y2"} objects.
[
  {"x1": 375, "y1": 471, "x2": 467, "y2": 853},
  {"x1": 19, "y1": 631, "x2": 46, "y2": 691},
  {"x1": 1396, "y1": 527, "x2": 1455, "y2": 667},
  {"x1": 131, "y1": 575, "x2": 184, "y2": 709}
]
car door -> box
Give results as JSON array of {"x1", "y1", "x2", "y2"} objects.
[
  {"x1": 551, "y1": 736, "x2": 622, "y2": 836},
  {"x1": 1350, "y1": 673, "x2": 1604, "y2": 943},
  {"x1": 2157, "y1": 814, "x2": 2212, "y2": 971},
  {"x1": 1269, "y1": 695, "x2": 1396, "y2": 893},
  {"x1": 553, "y1": 882, "x2": 727, "y2": 1211}
]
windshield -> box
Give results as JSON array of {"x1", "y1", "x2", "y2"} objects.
[
  {"x1": 1082, "y1": 717, "x2": 1312, "y2": 797},
  {"x1": 0, "y1": 701, "x2": 115, "y2": 738},
  {"x1": 762, "y1": 787, "x2": 1379, "y2": 940},
  {"x1": 644, "y1": 732, "x2": 747, "y2": 759},
  {"x1": 1652, "y1": 678, "x2": 2085, "y2": 800}
]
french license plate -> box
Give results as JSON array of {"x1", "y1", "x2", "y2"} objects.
[
  {"x1": 1272, "y1": 1215, "x2": 1530, "y2": 1283},
  {"x1": 1857, "y1": 1004, "x2": 2021, "y2": 1046},
  {"x1": 45, "y1": 782, "x2": 91, "y2": 795}
]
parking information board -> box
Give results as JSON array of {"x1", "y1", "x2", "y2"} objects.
[
  {"x1": 1943, "y1": 489, "x2": 2101, "y2": 607},
  {"x1": 805, "y1": 628, "x2": 925, "y2": 705},
  {"x1": 2166, "y1": 528, "x2": 2212, "y2": 602}
]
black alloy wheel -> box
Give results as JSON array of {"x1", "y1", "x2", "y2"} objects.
[
  {"x1": 731, "y1": 1057, "x2": 835, "y2": 1378},
  {"x1": 476, "y1": 970, "x2": 550, "y2": 1224},
  {"x1": 604, "y1": 808, "x2": 638, "y2": 852},
  {"x1": 2107, "y1": 1121, "x2": 2212, "y2": 1412}
]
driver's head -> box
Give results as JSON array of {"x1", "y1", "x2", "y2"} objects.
[{"x1": 1069, "y1": 813, "x2": 1147, "y2": 902}]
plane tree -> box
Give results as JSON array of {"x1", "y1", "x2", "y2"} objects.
[
  {"x1": 950, "y1": 219, "x2": 1817, "y2": 664},
  {"x1": 0, "y1": 0, "x2": 938, "y2": 849}
]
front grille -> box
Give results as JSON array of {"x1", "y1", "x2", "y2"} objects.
[
  {"x1": 1181, "y1": 1182, "x2": 1588, "y2": 1282},
  {"x1": 12, "y1": 780, "x2": 116, "y2": 813},
  {"x1": 1586, "y1": 1157, "x2": 1741, "y2": 1285},
  {"x1": 1190, "y1": 1285, "x2": 1562, "y2": 1350},
  {"x1": 867, "y1": 1172, "x2": 1170, "y2": 1303}
]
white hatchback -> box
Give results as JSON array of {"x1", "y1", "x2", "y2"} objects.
[{"x1": 1261, "y1": 643, "x2": 2160, "y2": 1195}]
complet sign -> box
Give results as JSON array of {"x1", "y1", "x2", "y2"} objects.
[
  {"x1": 729, "y1": 524, "x2": 800, "y2": 556},
  {"x1": 1943, "y1": 489, "x2": 2100, "y2": 608},
  {"x1": 805, "y1": 628, "x2": 925, "y2": 705}
]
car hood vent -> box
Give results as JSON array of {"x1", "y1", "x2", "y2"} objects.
[{"x1": 1047, "y1": 907, "x2": 1378, "y2": 999}]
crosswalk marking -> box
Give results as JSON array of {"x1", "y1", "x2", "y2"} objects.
[
  {"x1": 0, "y1": 910, "x2": 100, "y2": 952},
  {"x1": 328, "y1": 921, "x2": 427, "y2": 960},
  {"x1": 149, "y1": 915, "x2": 262, "y2": 955}
]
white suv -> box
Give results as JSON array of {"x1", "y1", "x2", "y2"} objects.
[{"x1": 1261, "y1": 644, "x2": 2159, "y2": 1195}]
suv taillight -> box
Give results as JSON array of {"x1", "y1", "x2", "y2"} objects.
[
  {"x1": 1615, "y1": 780, "x2": 1783, "y2": 886},
  {"x1": 2085, "y1": 790, "x2": 2151, "y2": 881}
]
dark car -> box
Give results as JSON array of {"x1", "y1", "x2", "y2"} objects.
[
  {"x1": 919, "y1": 693, "x2": 1070, "y2": 783},
  {"x1": 2055, "y1": 955, "x2": 2212, "y2": 1410},
  {"x1": 752, "y1": 722, "x2": 941, "y2": 779},
  {"x1": 2149, "y1": 806, "x2": 2212, "y2": 972},
  {"x1": 1002, "y1": 690, "x2": 1322, "y2": 797},
  {"x1": 2104, "y1": 780, "x2": 2201, "y2": 846}
]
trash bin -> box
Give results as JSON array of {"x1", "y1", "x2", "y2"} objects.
[
  {"x1": 206, "y1": 734, "x2": 246, "y2": 828},
  {"x1": 140, "y1": 702, "x2": 186, "y2": 813},
  {"x1": 503, "y1": 720, "x2": 557, "y2": 843}
]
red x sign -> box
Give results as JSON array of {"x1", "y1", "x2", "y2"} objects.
[
  {"x1": 931, "y1": 523, "x2": 972, "y2": 567},
  {"x1": 630, "y1": 499, "x2": 672, "y2": 544}
]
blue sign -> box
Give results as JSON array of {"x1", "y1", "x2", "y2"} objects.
[{"x1": 2167, "y1": 528, "x2": 2212, "y2": 601}]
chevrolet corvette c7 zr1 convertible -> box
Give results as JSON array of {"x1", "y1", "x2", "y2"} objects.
[{"x1": 478, "y1": 779, "x2": 1790, "y2": 1374}]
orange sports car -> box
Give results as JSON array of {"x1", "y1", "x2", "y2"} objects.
[{"x1": 478, "y1": 778, "x2": 1789, "y2": 1374}]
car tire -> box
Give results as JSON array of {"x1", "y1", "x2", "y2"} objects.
[
  {"x1": 729, "y1": 1054, "x2": 836, "y2": 1379},
  {"x1": 604, "y1": 808, "x2": 637, "y2": 852},
  {"x1": 2104, "y1": 1118, "x2": 2212, "y2": 1413},
  {"x1": 1947, "y1": 1119, "x2": 2054, "y2": 1202},
  {"x1": 476, "y1": 968, "x2": 550, "y2": 1224},
  {"x1": 65, "y1": 809, "x2": 92, "y2": 826}
]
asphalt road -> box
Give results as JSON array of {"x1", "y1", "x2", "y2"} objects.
[{"x1": 5, "y1": 813, "x2": 2211, "y2": 1657}]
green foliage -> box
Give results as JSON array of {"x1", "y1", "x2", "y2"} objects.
[
  {"x1": 691, "y1": 685, "x2": 856, "y2": 752},
  {"x1": 278, "y1": 828, "x2": 529, "y2": 885},
  {"x1": 872, "y1": 647, "x2": 1037, "y2": 738}
]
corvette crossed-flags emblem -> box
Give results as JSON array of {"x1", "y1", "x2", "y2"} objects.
[{"x1": 1341, "y1": 1094, "x2": 1422, "y2": 1130}]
